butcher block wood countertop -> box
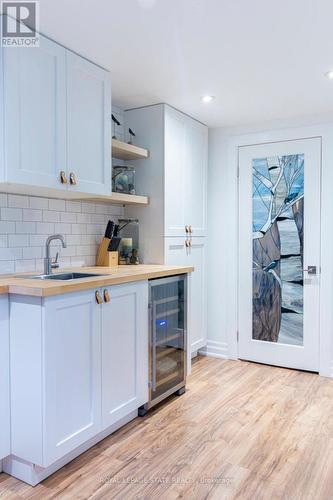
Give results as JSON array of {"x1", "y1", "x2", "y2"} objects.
[{"x1": 0, "y1": 265, "x2": 193, "y2": 297}]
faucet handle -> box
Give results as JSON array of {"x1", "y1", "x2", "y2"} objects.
[{"x1": 51, "y1": 252, "x2": 60, "y2": 269}]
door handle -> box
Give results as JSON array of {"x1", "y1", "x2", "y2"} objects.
[{"x1": 303, "y1": 266, "x2": 317, "y2": 275}]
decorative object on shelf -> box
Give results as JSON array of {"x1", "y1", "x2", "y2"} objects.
[
  {"x1": 128, "y1": 127, "x2": 136, "y2": 144},
  {"x1": 111, "y1": 113, "x2": 121, "y2": 139},
  {"x1": 113, "y1": 166, "x2": 136, "y2": 195},
  {"x1": 118, "y1": 218, "x2": 140, "y2": 265}
]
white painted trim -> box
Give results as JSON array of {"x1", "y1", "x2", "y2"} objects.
[
  {"x1": 199, "y1": 340, "x2": 229, "y2": 359},
  {"x1": 3, "y1": 410, "x2": 138, "y2": 486},
  {"x1": 221, "y1": 122, "x2": 333, "y2": 377}
]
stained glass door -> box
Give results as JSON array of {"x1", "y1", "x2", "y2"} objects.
[{"x1": 238, "y1": 138, "x2": 321, "y2": 371}]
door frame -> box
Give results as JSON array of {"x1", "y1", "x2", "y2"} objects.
[
  {"x1": 238, "y1": 138, "x2": 321, "y2": 371},
  {"x1": 224, "y1": 123, "x2": 333, "y2": 377}
]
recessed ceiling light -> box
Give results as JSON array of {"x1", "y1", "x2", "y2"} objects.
[
  {"x1": 325, "y1": 70, "x2": 333, "y2": 79},
  {"x1": 201, "y1": 95, "x2": 215, "y2": 103}
]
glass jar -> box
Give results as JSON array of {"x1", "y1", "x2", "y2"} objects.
[{"x1": 112, "y1": 166, "x2": 136, "y2": 195}]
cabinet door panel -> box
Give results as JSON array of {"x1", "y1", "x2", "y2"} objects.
[
  {"x1": 164, "y1": 107, "x2": 187, "y2": 236},
  {"x1": 67, "y1": 52, "x2": 111, "y2": 195},
  {"x1": 185, "y1": 120, "x2": 208, "y2": 237},
  {"x1": 165, "y1": 237, "x2": 207, "y2": 353},
  {"x1": 0, "y1": 296, "x2": 10, "y2": 460},
  {"x1": 102, "y1": 282, "x2": 148, "y2": 429},
  {"x1": 43, "y1": 291, "x2": 101, "y2": 466},
  {"x1": 3, "y1": 36, "x2": 67, "y2": 189}
]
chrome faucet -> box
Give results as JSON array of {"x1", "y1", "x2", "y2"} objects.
[{"x1": 44, "y1": 234, "x2": 66, "y2": 275}]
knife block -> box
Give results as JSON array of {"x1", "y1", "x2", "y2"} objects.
[
  {"x1": 96, "y1": 237, "x2": 111, "y2": 266},
  {"x1": 103, "y1": 251, "x2": 119, "y2": 267}
]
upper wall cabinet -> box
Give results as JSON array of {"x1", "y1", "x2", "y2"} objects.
[
  {"x1": 0, "y1": 29, "x2": 111, "y2": 196},
  {"x1": 2, "y1": 36, "x2": 67, "y2": 190},
  {"x1": 164, "y1": 106, "x2": 207, "y2": 237},
  {"x1": 67, "y1": 52, "x2": 111, "y2": 195}
]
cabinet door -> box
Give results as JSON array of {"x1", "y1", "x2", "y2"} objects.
[
  {"x1": 3, "y1": 35, "x2": 67, "y2": 189},
  {"x1": 185, "y1": 119, "x2": 208, "y2": 237},
  {"x1": 67, "y1": 52, "x2": 111, "y2": 195},
  {"x1": 0, "y1": 296, "x2": 10, "y2": 460},
  {"x1": 164, "y1": 106, "x2": 188, "y2": 236},
  {"x1": 165, "y1": 237, "x2": 207, "y2": 353},
  {"x1": 43, "y1": 290, "x2": 101, "y2": 466},
  {"x1": 101, "y1": 281, "x2": 148, "y2": 429}
]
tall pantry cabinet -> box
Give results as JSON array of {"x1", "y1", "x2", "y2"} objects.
[{"x1": 125, "y1": 104, "x2": 207, "y2": 354}]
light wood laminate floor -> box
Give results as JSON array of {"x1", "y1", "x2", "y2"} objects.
[{"x1": 1, "y1": 356, "x2": 333, "y2": 499}]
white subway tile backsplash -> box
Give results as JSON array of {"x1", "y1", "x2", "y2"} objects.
[
  {"x1": 66, "y1": 200, "x2": 81, "y2": 213},
  {"x1": 71, "y1": 223, "x2": 86, "y2": 235},
  {"x1": 0, "y1": 248, "x2": 23, "y2": 260},
  {"x1": 0, "y1": 192, "x2": 124, "y2": 274},
  {"x1": 29, "y1": 197, "x2": 49, "y2": 210},
  {"x1": 0, "y1": 261, "x2": 15, "y2": 274},
  {"x1": 43, "y1": 210, "x2": 61, "y2": 222},
  {"x1": 15, "y1": 259, "x2": 36, "y2": 273},
  {"x1": 23, "y1": 209, "x2": 43, "y2": 222},
  {"x1": 0, "y1": 194, "x2": 8, "y2": 207},
  {"x1": 8, "y1": 194, "x2": 29, "y2": 209},
  {"x1": 15, "y1": 222, "x2": 36, "y2": 234},
  {"x1": 1, "y1": 207, "x2": 23, "y2": 221},
  {"x1": 36, "y1": 222, "x2": 55, "y2": 234},
  {"x1": 60, "y1": 212, "x2": 77, "y2": 223},
  {"x1": 82, "y1": 202, "x2": 96, "y2": 214},
  {"x1": 49, "y1": 199, "x2": 66, "y2": 211},
  {"x1": 0, "y1": 236, "x2": 8, "y2": 248},
  {"x1": 9, "y1": 234, "x2": 29, "y2": 247},
  {"x1": 23, "y1": 247, "x2": 43, "y2": 259}
]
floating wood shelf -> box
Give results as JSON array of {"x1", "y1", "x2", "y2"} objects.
[
  {"x1": 80, "y1": 192, "x2": 149, "y2": 206},
  {"x1": 112, "y1": 138, "x2": 149, "y2": 161}
]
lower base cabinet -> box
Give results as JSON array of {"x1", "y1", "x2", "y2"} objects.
[
  {"x1": 165, "y1": 237, "x2": 207, "y2": 353},
  {"x1": 9, "y1": 281, "x2": 148, "y2": 470},
  {"x1": 102, "y1": 281, "x2": 148, "y2": 428}
]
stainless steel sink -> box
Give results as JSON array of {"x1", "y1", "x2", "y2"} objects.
[{"x1": 21, "y1": 272, "x2": 106, "y2": 281}]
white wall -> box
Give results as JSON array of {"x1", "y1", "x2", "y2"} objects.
[{"x1": 206, "y1": 117, "x2": 333, "y2": 376}]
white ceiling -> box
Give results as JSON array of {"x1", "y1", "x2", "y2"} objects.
[{"x1": 39, "y1": 0, "x2": 333, "y2": 128}]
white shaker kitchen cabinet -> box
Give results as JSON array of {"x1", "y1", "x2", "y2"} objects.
[
  {"x1": 0, "y1": 295, "x2": 10, "y2": 461},
  {"x1": 1, "y1": 35, "x2": 67, "y2": 190},
  {"x1": 66, "y1": 52, "x2": 111, "y2": 195},
  {"x1": 165, "y1": 237, "x2": 207, "y2": 353},
  {"x1": 101, "y1": 281, "x2": 149, "y2": 429},
  {"x1": 184, "y1": 118, "x2": 208, "y2": 237},
  {"x1": 9, "y1": 290, "x2": 102, "y2": 468},
  {"x1": 164, "y1": 106, "x2": 188, "y2": 237}
]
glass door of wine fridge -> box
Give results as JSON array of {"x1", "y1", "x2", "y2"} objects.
[{"x1": 147, "y1": 274, "x2": 187, "y2": 408}]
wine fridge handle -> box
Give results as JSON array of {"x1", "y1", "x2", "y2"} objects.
[{"x1": 151, "y1": 303, "x2": 157, "y2": 392}]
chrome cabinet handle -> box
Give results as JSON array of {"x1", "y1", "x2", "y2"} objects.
[
  {"x1": 60, "y1": 171, "x2": 67, "y2": 184},
  {"x1": 95, "y1": 290, "x2": 103, "y2": 304},
  {"x1": 69, "y1": 172, "x2": 77, "y2": 185},
  {"x1": 103, "y1": 289, "x2": 110, "y2": 303}
]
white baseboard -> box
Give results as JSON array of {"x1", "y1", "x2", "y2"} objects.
[{"x1": 199, "y1": 340, "x2": 229, "y2": 359}]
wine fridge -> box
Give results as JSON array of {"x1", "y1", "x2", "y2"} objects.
[{"x1": 139, "y1": 274, "x2": 187, "y2": 415}]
